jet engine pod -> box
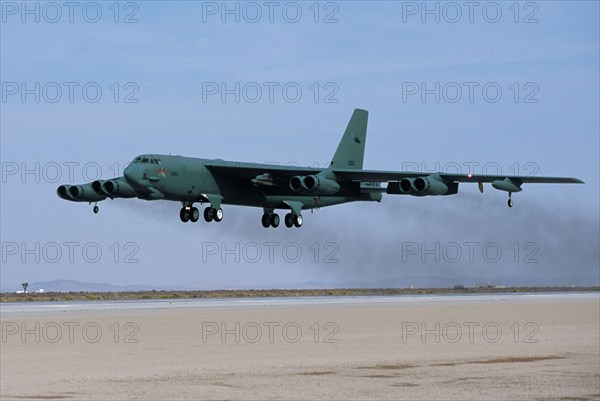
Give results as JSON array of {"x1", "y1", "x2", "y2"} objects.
[
  {"x1": 290, "y1": 176, "x2": 303, "y2": 192},
  {"x1": 492, "y1": 178, "x2": 522, "y2": 193},
  {"x1": 289, "y1": 175, "x2": 341, "y2": 195},
  {"x1": 102, "y1": 177, "x2": 137, "y2": 198},
  {"x1": 413, "y1": 175, "x2": 449, "y2": 196},
  {"x1": 92, "y1": 180, "x2": 107, "y2": 195},
  {"x1": 302, "y1": 175, "x2": 341, "y2": 195},
  {"x1": 63, "y1": 183, "x2": 107, "y2": 202},
  {"x1": 57, "y1": 185, "x2": 75, "y2": 200},
  {"x1": 399, "y1": 178, "x2": 414, "y2": 194}
]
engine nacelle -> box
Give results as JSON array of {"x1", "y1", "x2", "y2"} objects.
[
  {"x1": 58, "y1": 183, "x2": 107, "y2": 202},
  {"x1": 399, "y1": 178, "x2": 415, "y2": 194},
  {"x1": 92, "y1": 180, "x2": 107, "y2": 195},
  {"x1": 492, "y1": 178, "x2": 522, "y2": 193},
  {"x1": 388, "y1": 175, "x2": 458, "y2": 196},
  {"x1": 303, "y1": 175, "x2": 341, "y2": 195},
  {"x1": 289, "y1": 175, "x2": 340, "y2": 195},
  {"x1": 290, "y1": 176, "x2": 304, "y2": 192},
  {"x1": 57, "y1": 185, "x2": 75, "y2": 200},
  {"x1": 413, "y1": 175, "x2": 449, "y2": 195},
  {"x1": 94, "y1": 177, "x2": 137, "y2": 198}
]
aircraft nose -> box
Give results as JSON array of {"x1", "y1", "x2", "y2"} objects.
[{"x1": 123, "y1": 164, "x2": 138, "y2": 184}]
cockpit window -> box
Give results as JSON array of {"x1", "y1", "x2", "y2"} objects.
[
  {"x1": 150, "y1": 159, "x2": 156, "y2": 164},
  {"x1": 134, "y1": 157, "x2": 142, "y2": 163},
  {"x1": 141, "y1": 158, "x2": 149, "y2": 163}
]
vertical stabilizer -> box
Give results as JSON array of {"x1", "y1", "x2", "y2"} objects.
[{"x1": 331, "y1": 109, "x2": 368, "y2": 170}]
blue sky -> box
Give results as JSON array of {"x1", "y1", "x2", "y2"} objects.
[{"x1": 1, "y1": 1, "x2": 598, "y2": 291}]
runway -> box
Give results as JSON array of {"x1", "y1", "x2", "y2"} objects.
[
  {"x1": 2, "y1": 292, "x2": 595, "y2": 315},
  {"x1": 1, "y1": 293, "x2": 599, "y2": 400}
]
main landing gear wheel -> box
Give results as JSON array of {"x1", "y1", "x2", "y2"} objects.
[
  {"x1": 181, "y1": 205, "x2": 212, "y2": 223},
  {"x1": 270, "y1": 213, "x2": 280, "y2": 228},
  {"x1": 93, "y1": 205, "x2": 99, "y2": 214},
  {"x1": 189, "y1": 207, "x2": 200, "y2": 222},
  {"x1": 204, "y1": 207, "x2": 214, "y2": 222},
  {"x1": 284, "y1": 213, "x2": 302, "y2": 228},
  {"x1": 507, "y1": 192, "x2": 513, "y2": 208},
  {"x1": 261, "y1": 213, "x2": 280, "y2": 228},
  {"x1": 180, "y1": 207, "x2": 190, "y2": 222},
  {"x1": 261, "y1": 213, "x2": 271, "y2": 228},
  {"x1": 204, "y1": 207, "x2": 223, "y2": 222},
  {"x1": 284, "y1": 213, "x2": 294, "y2": 228},
  {"x1": 293, "y1": 214, "x2": 303, "y2": 228}
]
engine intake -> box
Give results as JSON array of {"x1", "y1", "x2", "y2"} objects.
[
  {"x1": 413, "y1": 175, "x2": 449, "y2": 195},
  {"x1": 57, "y1": 183, "x2": 106, "y2": 202},
  {"x1": 57, "y1": 185, "x2": 74, "y2": 200},
  {"x1": 289, "y1": 175, "x2": 340, "y2": 195},
  {"x1": 290, "y1": 176, "x2": 303, "y2": 192},
  {"x1": 103, "y1": 178, "x2": 137, "y2": 198},
  {"x1": 388, "y1": 175, "x2": 457, "y2": 196},
  {"x1": 91, "y1": 178, "x2": 137, "y2": 198},
  {"x1": 92, "y1": 180, "x2": 106, "y2": 195},
  {"x1": 399, "y1": 178, "x2": 414, "y2": 194}
]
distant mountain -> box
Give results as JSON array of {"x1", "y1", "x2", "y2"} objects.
[{"x1": 3, "y1": 275, "x2": 561, "y2": 293}]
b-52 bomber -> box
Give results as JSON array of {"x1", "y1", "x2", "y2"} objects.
[{"x1": 57, "y1": 109, "x2": 583, "y2": 228}]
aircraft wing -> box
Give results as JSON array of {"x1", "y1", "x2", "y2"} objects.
[
  {"x1": 333, "y1": 169, "x2": 584, "y2": 184},
  {"x1": 441, "y1": 174, "x2": 583, "y2": 184},
  {"x1": 205, "y1": 163, "x2": 322, "y2": 180},
  {"x1": 206, "y1": 163, "x2": 583, "y2": 185}
]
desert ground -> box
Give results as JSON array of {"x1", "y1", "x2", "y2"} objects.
[{"x1": 1, "y1": 293, "x2": 599, "y2": 400}]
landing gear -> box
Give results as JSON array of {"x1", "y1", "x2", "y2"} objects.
[
  {"x1": 214, "y1": 208, "x2": 223, "y2": 222},
  {"x1": 180, "y1": 203, "x2": 222, "y2": 223},
  {"x1": 284, "y1": 213, "x2": 294, "y2": 228},
  {"x1": 284, "y1": 213, "x2": 302, "y2": 228},
  {"x1": 507, "y1": 192, "x2": 513, "y2": 208},
  {"x1": 204, "y1": 207, "x2": 213, "y2": 222},
  {"x1": 261, "y1": 212, "x2": 280, "y2": 228},
  {"x1": 293, "y1": 214, "x2": 303, "y2": 228},
  {"x1": 271, "y1": 213, "x2": 280, "y2": 228},
  {"x1": 261, "y1": 213, "x2": 271, "y2": 228},
  {"x1": 93, "y1": 205, "x2": 99, "y2": 214},
  {"x1": 180, "y1": 205, "x2": 200, "y2": 223},
  {"x1": 189, "y1": 207, "x2": 199, "y2": 222},
  {"x1": 180, "y1": 207, "x2": 190, "y2": 222},
  {"x1": 203, "y1": 207, "x2": 223, "y2": 223}
]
